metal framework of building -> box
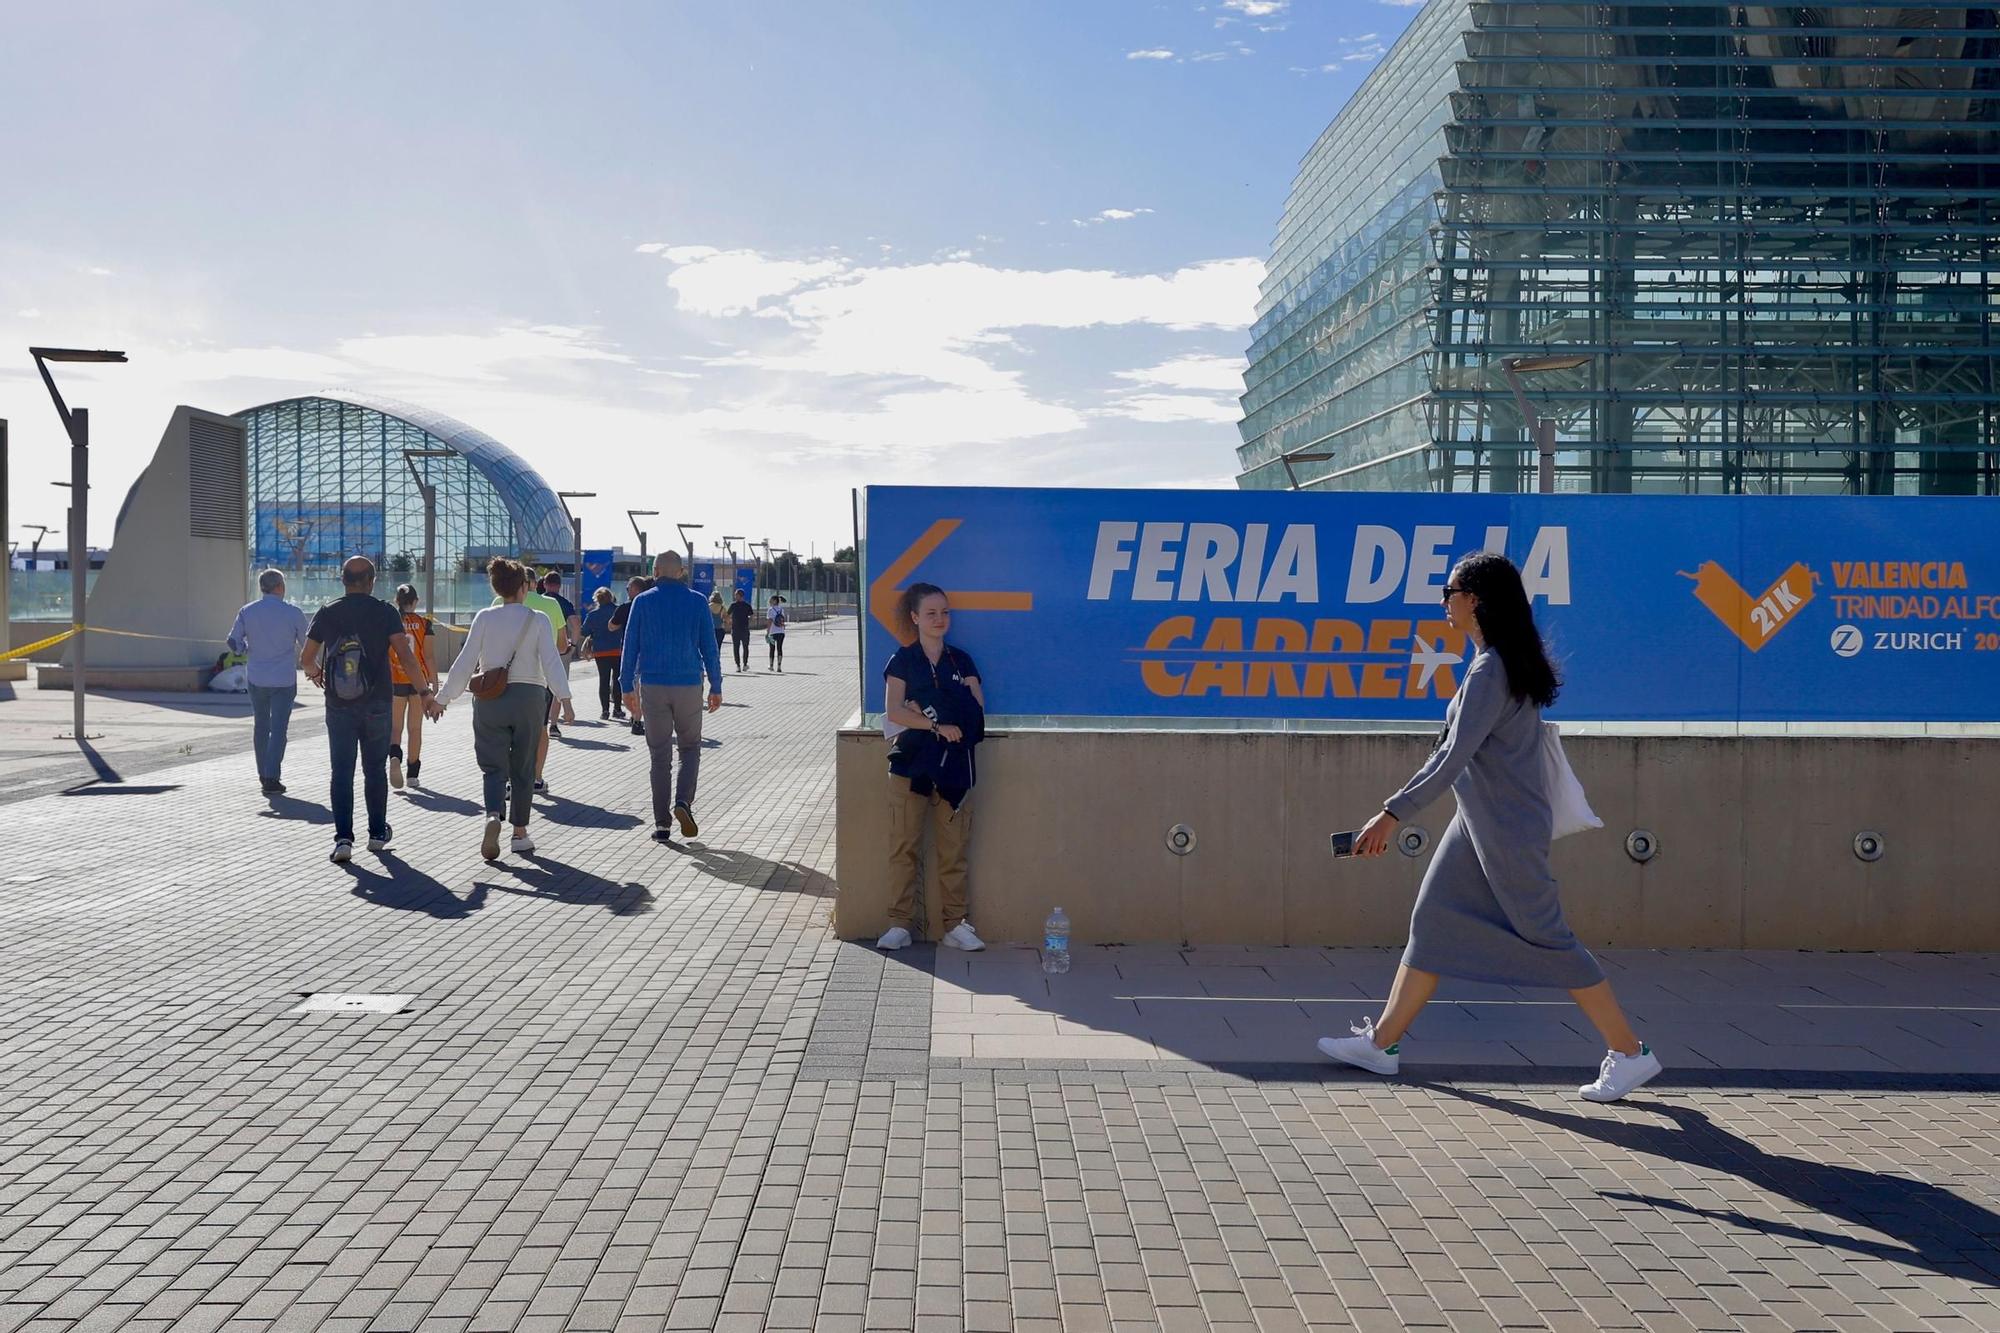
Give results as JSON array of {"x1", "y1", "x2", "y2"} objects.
[{"x1": 1237, "y1": 2, "x2": 2000, "y2": 495}]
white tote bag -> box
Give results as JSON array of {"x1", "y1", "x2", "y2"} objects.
[{"x1": 1540, "y1": 722, "x2": 1602, "y2": 839}]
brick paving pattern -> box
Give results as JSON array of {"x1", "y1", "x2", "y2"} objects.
[{"x1": 1, "y1": 622, "x2": 1997, "y2": 1331}]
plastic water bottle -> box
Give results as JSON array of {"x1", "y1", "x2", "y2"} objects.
[{"x1": 1042, "y1": 906, "x2": 1071, "y2": 974}]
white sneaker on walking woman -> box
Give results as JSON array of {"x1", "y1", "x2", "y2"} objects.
[
  {"x1": 1578, "y1": 1045, "x2": 1662, "y2": 1102},
  {"x1": 1316, "y1": 1017, "x2": 1400, "y2": 1076}
]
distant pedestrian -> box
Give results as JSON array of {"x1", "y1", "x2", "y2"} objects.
[
  {"x1": 228, "y1": 568, "x2": 309, "y2": 795},
  {"x1": 727, "y1": 587, "x2": 753, "y2": 672},
  {"x1": 435, "y1": 558, "x2": 572, "y2": 860},
  {"x1": 1316, "y1": 552, "x2": 1662, "y2": 1103},
  {"x1": 492, "y1": 568, "x2": 569, "y2": 792},
  {"x1": 301, "y1": 557, "x2": 431, "y2": 863},
  {"x1": 766, "y1": 595, "x2": 788, "y2": 672},
  {"x1": 619, "y1": 551, "x2": 724, "y2": 844},
  {"x1": 541, "y1": 571, "x2": 581, "y2": 726},
  {"x1": 876, "y1": 584, "x2": 987, "y2": 953},
  {"x1": 388, "y1": 584, "x2": 438, "y2": 789},
  {"x1": 612, "y1": 576, "x2": 652, "y2": 736},
  {"x1": 580, "y1": 585, "x2": 626, "y2": 720},
  {"x1": 708, "y1": 589, "x2": 727, "y2": 660}
]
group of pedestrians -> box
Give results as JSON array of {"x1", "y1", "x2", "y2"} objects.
[
  {"x1": 227, "y1": 551, "x2": 734, "y2": 866},
  {"x1": 871, "y1": 553, "x2": 1664, "y2": 1104}
]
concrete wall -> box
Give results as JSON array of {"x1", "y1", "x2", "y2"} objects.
[{"x1": 834, "y1": 728, "x2": 2000, "y2": 952}]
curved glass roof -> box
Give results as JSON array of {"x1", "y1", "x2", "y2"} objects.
[{"x1": 234, "y1": 391, "x2": 572, "y2": 554}]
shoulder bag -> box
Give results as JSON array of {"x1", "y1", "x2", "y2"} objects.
[{"x1": 470, "y1": 609, "x2": 542, "y2": 701}]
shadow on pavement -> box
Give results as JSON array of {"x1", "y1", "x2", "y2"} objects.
[
  {"x1": 259, "y1": 794, "x2": 333, "y2": 825},
  {"x1": 341, "y1": 856, "x2": 489, "y2": 919},
  {"x1": 485, "y1": 856, "x2": 655, "y2": 915},
  {"x1": 667, "y1": 840, "x2": 836, "y2": 897},
  {"x1": 61, "y1": 783, "x2": 180, "y2": 797},
  {"x1": 1431, "y1": 1086, "x2": 2000, "y2": 1284},
  {"x1": 555, "y1": 737, "x2": 632, "y2": 752},
  {"x1": 533, "y1": 795, "x2": 643, "y2": 830},
  {"x1": 399, "y1": 788, "x2": 483, "y2": 816}
]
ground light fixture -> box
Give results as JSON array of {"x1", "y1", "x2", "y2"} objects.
[
  {"x1": 1501, "y1": 353, "x2": 1591, "y2": 494},
  {"x1": 29, "y1": 346, "x2": 127, "y2": 743}
]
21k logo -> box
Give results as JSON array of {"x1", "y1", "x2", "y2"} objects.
[{"x1": 1679, "y1": 560, "x2": 1818, "y2": 651}]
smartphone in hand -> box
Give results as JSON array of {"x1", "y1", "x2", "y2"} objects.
[{"x1": 1329, "y1": 830, "x2": 1360, "y2": 858}]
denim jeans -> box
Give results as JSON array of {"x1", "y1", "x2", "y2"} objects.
[
  {"x1": 247, "y1": 684, "x2": 296, "y2": 782},
  {"x1": 325, "y1": 699, "x2": 392, "y2": 843}
]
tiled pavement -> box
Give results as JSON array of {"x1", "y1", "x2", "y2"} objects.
[{"x1": 1, "y1": 621, "x2": 1997, "y2": 1332}]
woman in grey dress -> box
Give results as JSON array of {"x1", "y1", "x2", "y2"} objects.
[{"x1": 1317, "y1": 553, "x2": 1663, "y2": 1103}]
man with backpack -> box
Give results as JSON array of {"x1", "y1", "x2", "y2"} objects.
[{"x1": 301, "y1": 556, "x2": 433, "y2": 864}]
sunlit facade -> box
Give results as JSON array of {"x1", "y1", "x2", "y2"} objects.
[
  {"x1": 1237, "y1": 1, "x2": 2000, "y2": 496},
  {"x1": 236, "y1": 392, "x2": 570, "y2": 582}
]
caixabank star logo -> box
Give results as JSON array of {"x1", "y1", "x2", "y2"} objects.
[{"x1": 1679, "y1": 560, "x2": 1818, "y2": 651}]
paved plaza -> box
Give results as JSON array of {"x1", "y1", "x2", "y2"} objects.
[{"x1": 1, "y1": 622, "x2": 1997, "y2": 1332}]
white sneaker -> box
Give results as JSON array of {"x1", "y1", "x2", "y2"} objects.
[
  {"x1": 940, "y1": 921, "x2": 985, "y2": 952},
  {"x1": 511, "y1": 834, "x2": 536, "y2": 855},
  {"x1": 329, "y1": 840, "x2": 353, "y2": 864},
  {"x1": 389, "y1": 755, "x2": 404, "y2": 790},
  {"x1": 481, "y1": 818, "x2": 503, "y2": 861},
  {"x1": 876, "y1": 926, "x2": 913, "y2": 950},
  {"x1": 367, "y1": 829, "x2": 391, "y2": 853},
  {"x1": 1316, "y1": 1017, "x2": 1400, "y2": 1076},
  {"x1": 1579, "y1": 1045, "x2": 1662, "y2": 1102}
]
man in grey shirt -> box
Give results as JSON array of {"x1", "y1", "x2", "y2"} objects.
[{"x1": 228, "y1": 569, "x2": 310, "y2": 795}]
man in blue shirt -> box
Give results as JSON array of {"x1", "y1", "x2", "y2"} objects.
[
  {"x1": 619, "y1": 550, "x2": 724, "y2": 842},
  {"x1": 228, "y1": 568, "x2": 310, "y2": 795}
]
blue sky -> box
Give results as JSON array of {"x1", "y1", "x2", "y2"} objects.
[{"x1": 1, "y1": 0, "x2": 1419, "y2": 557}]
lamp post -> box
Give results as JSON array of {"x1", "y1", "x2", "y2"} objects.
[
  {"x1": 627, "y1": 509, "x2": 659, "y2": 562},
  {"x1": 675, "y1": 522, "x2": 703, "y2": 566},
  {"x1": 1277, "y1": 450, "x2": 1336, "y2": 491},
  {"x1": 557, "y1": 491, "x2": 596, "y2": 599},
  {"x1": 721, "y1": 534, "x2": 744, "y2": 589},
  {"x1": 25, "y1": 524, "x2": 57, "y2": 562},
  {"x1": 1501, "y1": 353, "x2": 1590, "y2": 494},
  {"x1": 31, "y1": 346, "x2": 127, "y2": 742},
  {"x1": 401, "y1": 450, "x2": 454, "y2": 617}
]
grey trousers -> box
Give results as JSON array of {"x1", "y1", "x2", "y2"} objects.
[
  {"x1": 473, "y1": 683, "x2": 545, "y2": 827},
  {"x1": 639, "y1": 684, "x2": 704, "y2": 824}
]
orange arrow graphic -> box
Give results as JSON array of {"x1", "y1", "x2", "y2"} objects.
[
  {"x1": 870, "y1": 518, "x2": 1035, "y2": 644},
  {"x1": 1679, "y1": 560, "x2": 1816, "y2": 651}
]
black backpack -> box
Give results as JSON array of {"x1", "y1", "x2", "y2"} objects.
[{"x1": 327, "y1": 631, "x2": 371, "y2": 703}]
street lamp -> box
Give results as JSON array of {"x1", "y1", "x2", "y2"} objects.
[
  {"x1": 402, "y1": 450, "x2": 455, "y2": 616},
  {"x1": 557, "y1": 491, "x2": 596, "y2": 598},
  {"x1": 627, "y1": 509, "x2": 658, "y2": 562},
  {"x1": 720, "y1": 534, "x2": 744, "y2": 583},
  {"x1": 1501, "y1": 353, "x2": 1590, "y2": 494},
  {"x1": 25, "y1": 524, "x2": 58, "y2": 562},
  {"x1": 1277, "y1": 450, "x2": 1336, "y2": 491},
  {"x1": 30, "y1": 345, "x2": 127, "y2": 741},
  {"x1": 675, "y1": 522, "x2": 703, "y2": 566}
]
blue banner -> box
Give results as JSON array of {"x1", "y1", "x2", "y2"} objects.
[
  {"x1": 861, "y1": 486, "x2": 2000, "y2": 723},
  {"x1": 735, "y1": 565, "x2": 757, "y2": 599},
  {"x1": 580, "y1": 549, "x2": 615, "y2": 606},
  {"x1": 692, "y1": 562, "x2": 717, "y2": 598}
]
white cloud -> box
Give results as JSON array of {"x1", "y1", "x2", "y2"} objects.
[
  {"x1": 645, "y1": 247, "x2": 846, "y2": 317},
  {"x1": 1126, "y1": 48, "x2": 1174, "y2": 60},
  {"x1": 17, "y1": 308, "x2": 40, "y2": 319},
  {"x1": 1114, "y1": 354, "x2": 1246, "y2": 393},
  {"x1": 1223, "y1": 0, "x2": 1288, "y2": 15},
  {"x1": 1344, "y1": 45, "x2": 1385, "y2": 60},
  {"x1": 1102, "y1": 393, "x2": 1242, "y2": 425},
  {"x1": 335, "y1": 325, "x2": 629, "y2": 382},
  {"x1": 85, "y1": 266, "x2": 114, "y2": 277}
]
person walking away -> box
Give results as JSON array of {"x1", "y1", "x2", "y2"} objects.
[
  {"x1": 495, "y1": 569, "x2": 570, "y2": 791},
  {"x1": 612, "y1": 576, "x2": 652, "y2": 736},
  {"x1": 619, "y1": 551, "x2": 724, "y2": 844},
  {"x1": 228, "y1": 568, "x2": 309, "y2": 795},
  {"x1": 1317, "y1": 552, "x2": 1663, "y2": 1103},
  {"x1": 876, "y1": 583, "x2": 987, "y2": 953},
  {"x1": 708, "y1": 589, "x2": 728, "y2": 663},
  {"x1": 301, "y1": 557, "x2": 431, "y2": 863},
  {"x1": 388, "y1": 584, "x2": 438, "y2": 789},
  {"x1": 541, "y1": 570, "x2": 581, "y2": 726},
  {"x1": 580, "y1": 586, "x2": 625, "y2": 720},
  {"x1": 766, "y1": 595, "x2": 789, "y2": 672},
  {"x1": 727, "y1": 587, "x2": 753, "y2": 672},
  {"x1": 433, "y1": 558, "x2": 571, "y2": 859}
]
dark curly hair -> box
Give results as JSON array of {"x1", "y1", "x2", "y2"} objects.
[{"x1": 1452, "y1": 553, "x2": 1559, "y2": 707}]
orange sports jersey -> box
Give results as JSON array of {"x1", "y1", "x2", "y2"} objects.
[{"x1": 391, "y1": 612, "x2": 433, "y2": 684}]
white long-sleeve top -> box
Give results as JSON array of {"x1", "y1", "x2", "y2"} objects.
[{"x1": 436, "y1": 602, "x2": 572, "y2": 706}]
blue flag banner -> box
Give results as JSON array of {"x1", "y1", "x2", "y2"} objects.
[
  {"x1": 861, "y1": 486, "x2": 2000, "y2": 723},
  {"x1": 580, "y1": 549, "x2": 616, "y2": 606},
  {"x1": 692, "y1": 562, "x2": 717, "y2": 598}
]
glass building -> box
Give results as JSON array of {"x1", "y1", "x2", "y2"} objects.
[
  {"x1": 1237, "y1": 1, "x2": 2000, "y2": 496},
  {"x1": 233, "y1": 392, "x2": 571, "y2": 607}
]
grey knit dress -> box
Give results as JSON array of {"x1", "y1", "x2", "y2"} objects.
[{"x1": 1382, "y1": 647, "x2": 1604, "y2": 989}]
